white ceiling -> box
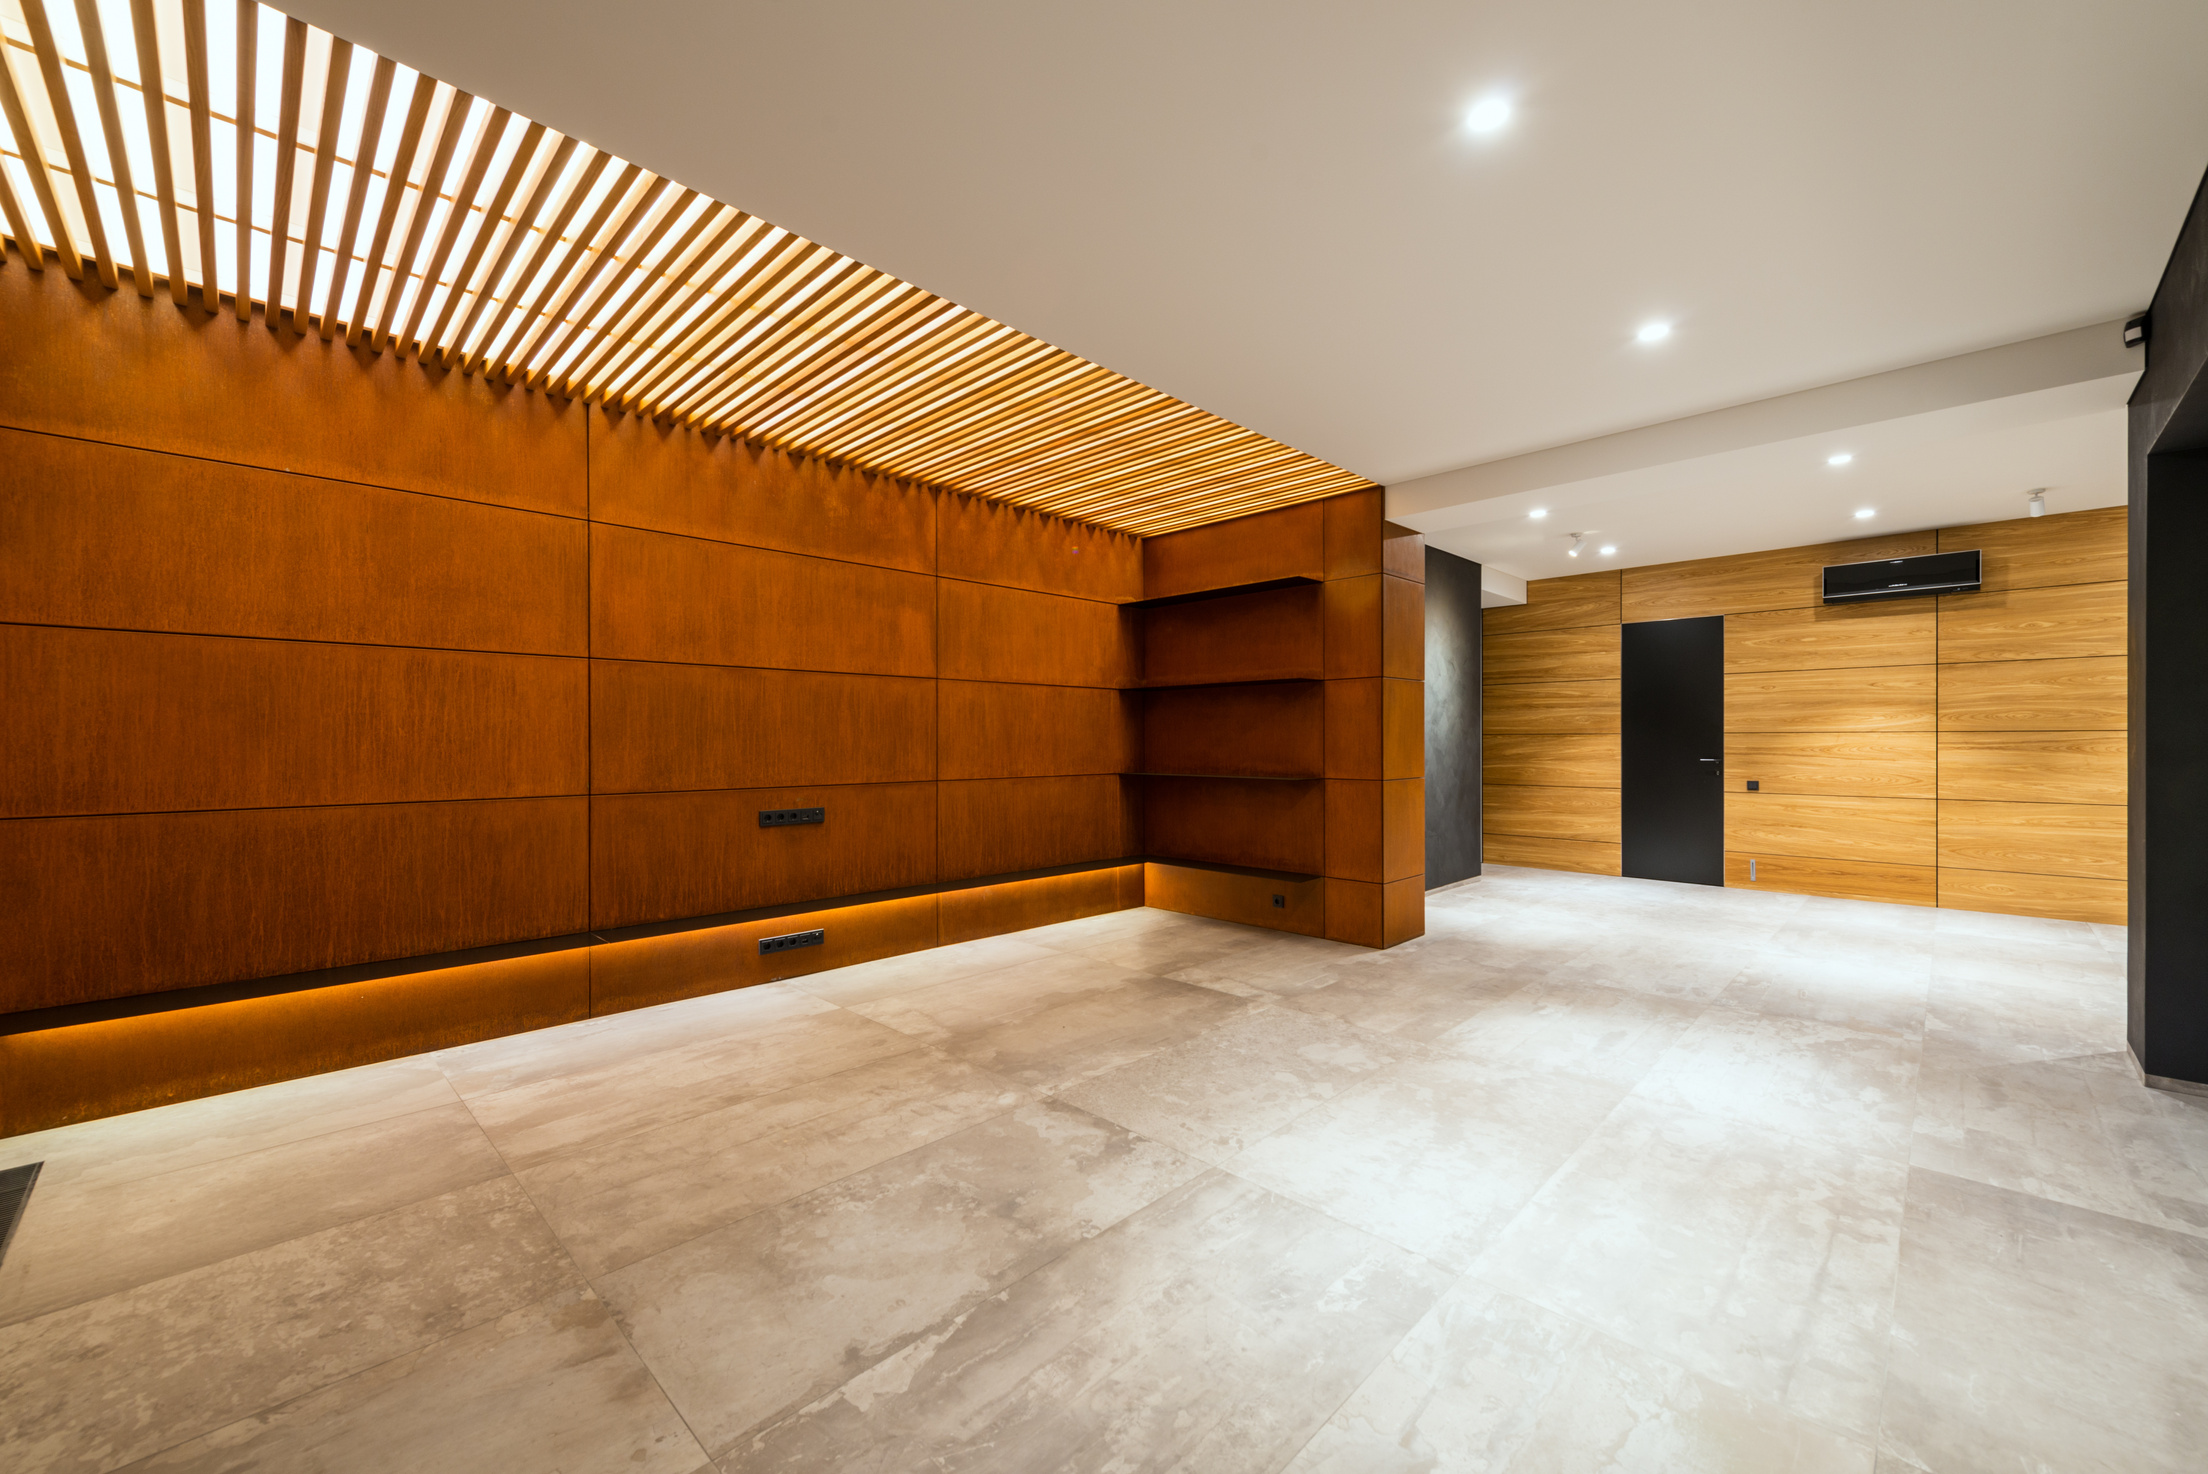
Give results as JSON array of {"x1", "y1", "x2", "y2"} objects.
[{"x1": 287, "y1": 0, "x2": 2207, "y2": 493}]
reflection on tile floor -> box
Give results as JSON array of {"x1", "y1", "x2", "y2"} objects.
[{"x1": 3, "y1": 864, "x2": 2203, "y2": 1472}]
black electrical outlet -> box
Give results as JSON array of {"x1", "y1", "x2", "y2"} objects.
[
  {"x1": 759, "y1": 807, "x2": 825, "y2": 828},
  {"x1": 759, "y1": 929, "x2": 825, "y2": 955},
  {"x1": 1272, "y1": 894, "x2": 1285, "y2": 908},
  {"x1": 1745, "y1": 780, "x2": 1759, "y2": 791}
]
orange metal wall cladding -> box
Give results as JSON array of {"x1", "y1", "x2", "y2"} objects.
[
  {"x1": 1143, "y1": 776, "x2": 1326, "y2": 875},
  {"x1": 938, "y1": 776, "x2": 1142, "y2": 880},
  {"x1": 938, "y1": 683, "x2": 1140, "y2": 780},
  {"x1": 0, "y1": 260, "x2": 588, "y2": 516},
  {"x1": 3, "y1": 798, "x2": 592, "y2": 1010},
  {"x1": 1141, "y1": 682, "x2": 1325, "y2": 778},
  {"x1": 1, "y1": 267, "x2": 1185, "y2": 1132}
]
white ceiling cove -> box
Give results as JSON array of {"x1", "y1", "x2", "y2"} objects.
[{"x1": 287, "y1": 0, "x2": 2205, "y2": 511}]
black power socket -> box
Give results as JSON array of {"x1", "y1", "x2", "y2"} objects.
[
  {"x1": 1272, "y1": 894, "x2": 1285, "y2": 908},
  {"x1": 759, "y1": 929, "x2": 825, "y2": 955},
  {"x1": 759, "y1": 807, "x2": 825, "y2": 828}
]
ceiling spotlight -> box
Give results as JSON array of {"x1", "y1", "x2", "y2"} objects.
[
  {"x1": 2028, "y1": 488, "x2": 2047, "y2": 518},
  {"x1": 1464, "y1": 95, "x2": 1514, "y2": 135},
  {"x1": 1567, "y1": 533, "x2": 1588, "y2": 557},
  {"x1": 1853, "y1": 508, "x2": 1875, "y2": 519},
  {"x1": 1828, "y1": 452, "x2": 1854, "y2": 466},
  {"x1": 1528, "y1": 507, "x2": 1548, "y2": 520},
  {"x1": 1599, "y1": 545, "x2": 1617, "y2": 556},
  {"x1": 1635, "y1": 321, "x2": 1672, "y2": 345}
]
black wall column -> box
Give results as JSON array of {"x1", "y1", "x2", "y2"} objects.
[
  {"x1": 2130, "y1": 164, "x2": 2208, "y2": 1090},
  {"x1": 1424, "y1": 548, "x2": 1483, "y2": 888}
]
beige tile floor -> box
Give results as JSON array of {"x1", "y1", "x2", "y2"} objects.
[{"x1": 4, "y1": 864, "x2": 2206, "y2": 1472}]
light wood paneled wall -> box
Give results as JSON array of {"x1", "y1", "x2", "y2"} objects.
[
  {"x1": 1480, "y1": 571, "x2": 1623, "y2": 875},
  {"x1": 1482, "y1": 507, "x2": 2128, "y2": 923}
]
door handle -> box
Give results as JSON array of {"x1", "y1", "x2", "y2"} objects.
[{"x1": 1699, "y1": 758, "x2": 1721, "y2": 776}]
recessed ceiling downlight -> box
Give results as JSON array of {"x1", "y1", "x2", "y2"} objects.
[
  {"x1": 1854, "y1": 508, "x2": 1875, "y2": 519},
  {"x1": 1464, "y1": 96, "x2": 1514, "y2": 135},
  {"x1": 1528, "y1": 508, "x2": 1548, "y2": 520},
  {"x1": 1636, "y1": 321, "x2": 1673, "y2": 345},
  {"x1": 1828, "y1": 452, "x2": 1855, "y2": 467},
  {"x1": 1599, "y1": 545, "x2": 1617, "y2": 556}
]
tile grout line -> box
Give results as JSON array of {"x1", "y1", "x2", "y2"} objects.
[{"x1": 438, "y1": 1052, "x2": 721, "y2": 1467}]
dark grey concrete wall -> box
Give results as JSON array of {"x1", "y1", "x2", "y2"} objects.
[
  {"x1": 1424, "y1": 547, "x2": 1483, "y2": 888},
  {"x1": 2130, "y1": 162, "x2": 2208, "y2": 1084}
]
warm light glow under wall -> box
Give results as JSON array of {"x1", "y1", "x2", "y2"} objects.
[{"x1": 0, "y1": 0, "x2": 1369, "y2": 535}]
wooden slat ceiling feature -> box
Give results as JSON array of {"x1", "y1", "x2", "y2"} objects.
[{"x1": 0, "y1": 0, "x2": 1372, "y2": 534}]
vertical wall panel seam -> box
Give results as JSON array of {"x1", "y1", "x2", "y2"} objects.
[{"x1": 585, "y1": 409, "x2": 594, "y2": 1013}]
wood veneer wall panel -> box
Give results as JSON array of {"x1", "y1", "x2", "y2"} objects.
[
  {"x1": 1622, "y1": 532, "x2": 1936, "y2": 622},
  {"x1": 942, "y1": 579, "x2": 1140, "y2": 687},
  {"x1": 1484, "y1": 784, "x2": 1622, "y2": 843},
  {"x1": 1721, "y1": 732, "x2": 1937, "y2": 799},
  {"x1": 591, "y1": 523, "x2": 935, "y2": 675},
  {"x1": 1, "y1": 430, "x2": 587, "y2": 654},
  {"x1": 1382, "y1": 522, "x2": 1427, "y2": 584},
  {"x1": 1144, "y1": 682, "x2": 1323, "y2": 778},
  {"x1": 1483, "y1": 571, "x2": 1620, "y2": 635},
  {"x1": 2, "y1": 627, "x2": 587, "y2": 817},
  {"x1": 589, "y1": 895, "x2": 941, "y2": 1014},
  {"x1": 1482, "y1": 733, "x2": 1619, "y2": 788},
  {"x1": 1483, "y1": 679, "x2": 1622, "y2": 735},
  {"x1": 1726, "y1": 666, "x2": 1936, "y2": 731},
  {"x1": 1143, "y1": 585, "x2": 1323, "y2": 686},
  {"x1": 1723, "y1": 603, "x2": 1936, "y2": 673},
  {"x1": 1935, "y1": 583, "x2": 2128, "y2": 664},
  {"x1": 1724, "y1": 793, "x2": 1937, "y2": 866},
  {"x1": 1145, "y1": 862, "x2": 1325, "y2": 936},
  {"x1": 1482, "y1": 834, "x2": 1621, "y2": 875},
  {"x1": 1, "y1": 798, "x2": 590, "y2": 1010},
  {"x1": 1323, "y1": 576, "x2": 1384, "y2": 679},
  {"x1": 590, "y1": 783, "x2": 936, "y2": 929},
  {"x1": 1484, "y1": 626, "x2": 1620, "y2": 685},
  {"x1": 1322, "y1": 778, "x2": 1423, "y2": 883},
  {"x1": 940, "y1": 682, "x2": 1139, "y2": 780},
  {"x1": 1144, "y1": 776, "x2": 1325, "y2": 875},
  {"x1": 589, "y1": 408, "x2": 935, "y2": 574},
  {"x1": 0, "y1": 264, "x2": 587, "y2": 516},
  {"x1": 939, "y1": 494, "x2": 1141, "y2": 602},
  {"x1": 1942, "y1": 507, "x2": 2127, "y2": 592},
  {"x1": 1144, "y1": 501, "x2": 1324, "y2": 599},
  {"x1": 1722, "y1": 854, "x2": 1937, "y2": 907},
  {"x1": 938, "y1": 866, "x2": 1140, "y2": 945},
  {"x1": 1937, "y1": 801, "x2": 2128, "y2": 880},
  {"x1": 1937, "y1": 868, "x2": 2127, "y2": 926},
  {"x1": 592, "y1": 664, "x2": 935, "y2": 793},
  {"x1": 1937, "y1": 732, "x2": 2127, "y2": 804},
  {"x1": 1936, "y1": 657, "x2": 2127, "y2": 730},
  {"x1": 0, "y1": 950, "x2": 594, "y2": 1136},
  {"x1": 937, "y1": 776, "x2": 1140, "y2": 880}
]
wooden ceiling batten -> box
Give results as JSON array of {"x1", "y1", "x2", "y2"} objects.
[{"x1": 0, "y1": 0, "x2": 1372, "y2": 533}]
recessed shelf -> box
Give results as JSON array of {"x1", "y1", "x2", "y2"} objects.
[
  {"x1": 1125, "y1": 576, "x2": 1319, "y2": 611},
  {"x1": 1137, "y1": 674, "x2": 1323, "y2": 689},
  {"x1": 1130, "y1": 772, "x2": 1322, "y2": 782}
]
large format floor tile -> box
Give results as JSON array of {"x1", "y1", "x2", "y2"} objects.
[
  {"x1": 596, "y1": 1101, "x2": 1206, "y2": 1455},
  {"x1": 1880, "y1": 1168, "x2": 2208, "y2": 1473},
  {"x1": 5, "y1": 866, "x2": 2202, "y2": 1473}
]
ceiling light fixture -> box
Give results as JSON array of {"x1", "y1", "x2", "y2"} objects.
[
  {"x1": 1599, "y1": 545, "x2": 1617, "y2": 556},
  {"x1": 1636, "y1": 321, "x2": 1673, "y2": 345},
  {"x1": 1464, "y1": 95, "x2": 1514, "y2": 135},
  {"x1": 1567, "y1": 533, "x2": 1588, "y2": 557},
  {"x1": 1854, "y1": 508, "x2": 1875, "y2": 519},
  {"x1": 1828, "y1": 453, "x2": 1854, "y2": 466},
  {"x1": 2028, "y1": 489, "x2": 2047, "y2": 518},
  {"x1": 1528, "y1": 508, "x2": 1548, "y2": 520}
]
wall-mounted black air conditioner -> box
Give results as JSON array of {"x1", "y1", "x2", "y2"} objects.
[{"x1": 1822, "y1": 549, "x2": 1981, "y2": 604}]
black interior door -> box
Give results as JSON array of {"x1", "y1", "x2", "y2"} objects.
[{"x1": 1622, "y1": 616, "x2": 1724, "y2": 885}]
